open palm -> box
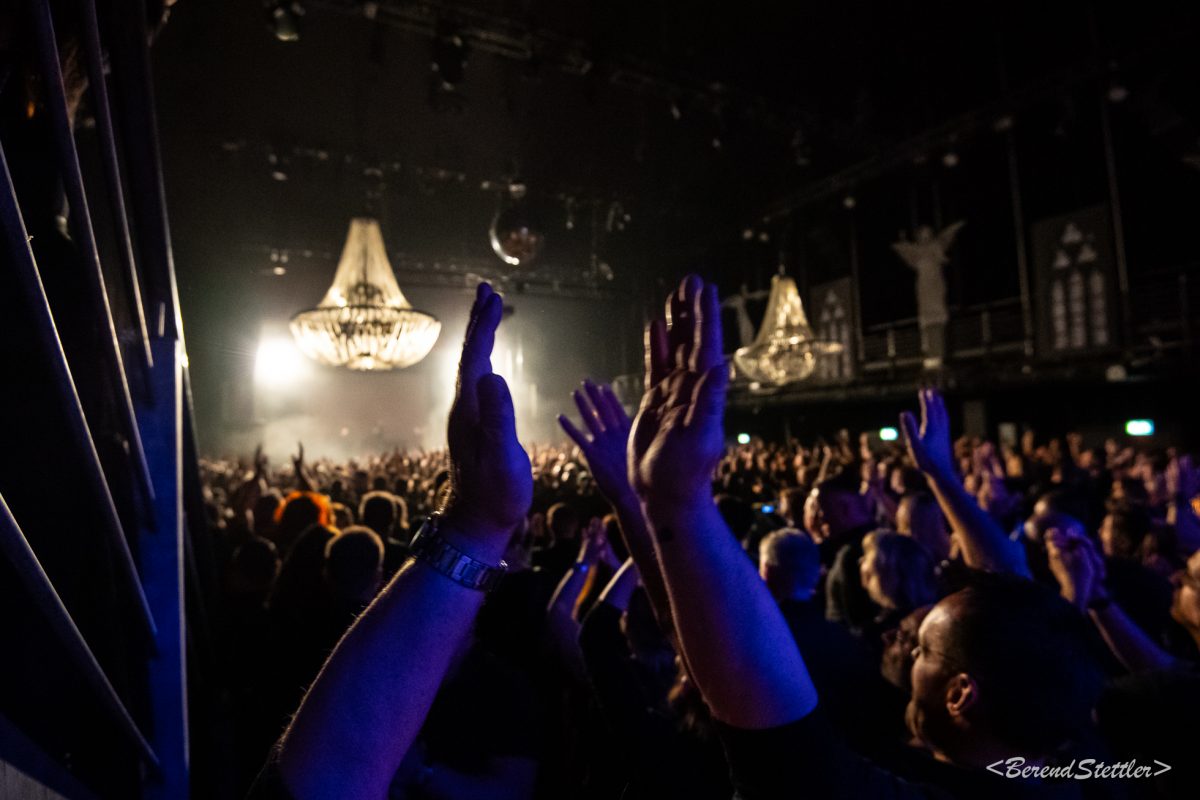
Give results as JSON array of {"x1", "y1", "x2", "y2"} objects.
[
  {"x1": 559, "y1": 380, "x2": 635, "y2": 505},
  {"x1": 901, "y1": 388, "x2": 955, "y2": 478},
  {"x1": 630, "y1": 276, "x2": 728, "y2": 504}
]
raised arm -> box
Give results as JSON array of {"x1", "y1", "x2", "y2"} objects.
[
  {"x1": 1166, "y1": 455, "x2": 1200, "y2": 553},
  {"x1": 292, "y1": 442, "x2": 315, "y2": 493},
  {"x1": 544, "y1": 517, "x2": 609, "y2": 680},
  {"x1": 901, "y1": 389, "x2": 1029, "y2": 577},
  {"x1": 547, "y1": 518, "x2": 608, "y2": 622},
  {"x1": 1045, "y1": 528, "x2": 1179, "y2": 673},
  {"x1": 559, "y1": 380, "x2": 674, "y2": 637},
  {"x1": 273, "y1": 283, "x2": 533, "y2": 800},
  {"x1": 630, "y1": 276, "x2": 816, "y2": 730}
]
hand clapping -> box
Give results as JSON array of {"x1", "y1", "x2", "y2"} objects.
[
  {"x1": 444, "y1": 283, "x2": 533, "y2": 546},
  {"x1": 630, "y1": 275, "x2": 727, "y2": 506}
]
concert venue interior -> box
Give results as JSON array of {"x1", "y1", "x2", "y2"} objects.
[{"x1": 1, "y1": 2, "x2": 1199, "y2": 798}]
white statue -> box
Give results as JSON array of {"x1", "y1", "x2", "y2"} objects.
[
  {"x1": 721, "y1": 283, "x2": 771, "y2": 348},
  {"x1": 891, "y1": 220, "x2": 965, "y2": 367}
]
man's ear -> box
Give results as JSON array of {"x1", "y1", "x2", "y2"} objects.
[{"x1": 944, "y1": 672, "x2": 979, "y2": 719}]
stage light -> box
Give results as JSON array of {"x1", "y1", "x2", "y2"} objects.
[
  {"x1": 1125, "y1": 419, "x2": 1154, "y2": 437},
  {"x1": 737, "y1": 433, "x2": 751, "y2": 445},
  {"x1": 268, "y1": 2, "x2": 304, "y2": 43},
  {"x1": 879, "y1": 426, "x2": 899, "y2": 441},
  {"x1": 256, "y1": 337, "x2": 305, "y2": 387}
]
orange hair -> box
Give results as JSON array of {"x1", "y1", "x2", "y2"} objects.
[{"x1": 273, "y1": 490, "x2": 333, "y2": 527}]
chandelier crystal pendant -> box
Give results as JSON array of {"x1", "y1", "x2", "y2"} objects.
[
  {"x1": 733, "y1": 274, "x2": 843, "y2": 386},
  {"x1": 290, "y1": 219, "x2": 441, "y2": 371}
]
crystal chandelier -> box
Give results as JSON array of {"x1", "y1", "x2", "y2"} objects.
[
  {"x1": 733, "y1": 274, "x2": 843, "y2": 385},
  {"x1": 290, "y1": 219, "x2": 441, "y2": 371}
]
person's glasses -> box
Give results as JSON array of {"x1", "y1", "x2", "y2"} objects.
[{"x1": 910, "y1": 641, "x2": 964, "y2": 673}]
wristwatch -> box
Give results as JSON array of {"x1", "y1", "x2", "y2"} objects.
[{"x1": 410, "y1": 513, "x2": 508, "y2": 592}]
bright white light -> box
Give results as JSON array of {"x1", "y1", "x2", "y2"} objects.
[
  {"x1": 879, "y1": 426, "x2": 899, "y2": 441},
  {"x1": 1125, "y1": 419, "x2": 1154, "y2": 437},
  {"x1": 255, "y1": 338, "x2": 305, "y2": 387},
  {"x1": 737, "y1": 432, "x2": 751, "y2": 445}
]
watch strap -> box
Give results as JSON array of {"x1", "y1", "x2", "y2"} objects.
[{"x1": 410, "y1": 514, "x2": 507, "y2": 592}]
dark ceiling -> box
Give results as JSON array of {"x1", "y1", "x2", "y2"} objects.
[
  {"x1": 153, "y1": 0, "x2": 1200, "y2": 285},
  {"x1": 147, "y1": 0, "x2": 1200, "y2": 442}
]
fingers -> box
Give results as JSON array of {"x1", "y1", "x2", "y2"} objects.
[
  {"x1": 929, "y1": 389, "x2": 948, "y2": 432},
  {"x1": 461, "y1": 281, "x2": 492, "y2": 354},
  {"x1": 558, "y1": 414, "x2": 590, "y2": 449},
  {"x1": 648, "y1": 319, "x2": 670, "y2": 388},
  {"x1": 457, "y1": 284, "x2": 502, "y2": 417},
  {"x1": 585, "y1": 381, "x2": 621, "y2": 431},
  {"x1": 918, "y1": 389, "x2": 930, "y2": 431},
  {"x1": 685, "y1": 364, "x2": 729, "y2": 428},
  {"x1": 670, "y1": 275, "x2": 703, "y2": 370},
  {"x1": 692, "y1": 282, "x2": 724, "y2": 373},
  {"x1": 900, "y1": 411, "x2": 922, "y2": 455},
  {"x1": 599, "y1": 383, "x2": 631, "y2": 429},
  {"x1": 477, "y1": 373, "x2": 518, "y2": 442},
  {"x1": 573, "y1": 387, "x2": 606, "y2": 437}
]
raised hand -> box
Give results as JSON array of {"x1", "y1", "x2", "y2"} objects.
[
  {"x1": 576, "y1": 517, "x2": 609, "y2": 563},
  {"x1": 630, "y1": 275, "x2": 727, "y2": 505},
  {"x1": 1045, "y1": 527, "x2": 1106, "y2": 610},
  {"x1": 275, "y1": 284, "x2": 536, "y2": 800},
  {"x1": 900, "y1": 388, "x2": 955, "y2": 479},
  {"x1": 1166, "y1": 454, "x2": 1200, "y2": 501},
  {"x1": 292, "y1": 441, "x2": 314, "y2": 491},
  {"x1": 559, "y1": 381, "x2": 636, "y2": 506},
  {"x1": 445, "y1": 283, "x2": 533, "y2": 545}
]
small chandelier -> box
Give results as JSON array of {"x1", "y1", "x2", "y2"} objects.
[
  {"x1": 733, "y1": 274, "x2": 843, "y2": 385},
  {"x1": 290, "y1": 219, "x2": 441, "y2": 371}
]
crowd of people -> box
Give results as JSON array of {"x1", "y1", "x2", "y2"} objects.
[{"x1": 199, "y1": 279, "x2": 1200, "y2": 800}]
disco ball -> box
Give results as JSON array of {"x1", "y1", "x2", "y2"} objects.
[{"x1": 489, "y1": 206, "x2": 544, "y2": 266}]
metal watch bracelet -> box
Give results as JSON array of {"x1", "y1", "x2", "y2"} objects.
[{"x1": 409, "y1": 512, "x2": 508, "y2": 592}]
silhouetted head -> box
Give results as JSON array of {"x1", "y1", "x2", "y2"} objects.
[
  {"x1": 1099, "y1": 503, "x2": 1150, "y2": 560},
  {"x1": 758, "y1": 528, "x2": 821, "y2": 602},
  {"x1": 881, "y1": 604, "x2": 933, "y2": 692},
  {"x1": 896, "y1": 492, "x2": 950, "y2": 562},
  {"x1": 359, "y1": 491, "x2": 398, "y2": 538},
  {"x1": 809, "y1": 471, "x2": 872, "y2": 541},
  {"x1": 325, "y1": 526, "x2": 384, "y2": 604},
  {"x1": 229, "y1": 536, "x2": 280, "y2": 604},
  {"x1": 860, "y1": 531, "x2": 938, "y2": 612},
  {"x1": 907, "y1": 575, "x2": 1104, "y2": 767},
  {"x1": 547, "y1": 502, "x2": 581, "y2": 544}
]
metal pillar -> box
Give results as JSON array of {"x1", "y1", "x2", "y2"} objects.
[{"x1": 138, "y1": 338, "x2": 189, "y2": 799}]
